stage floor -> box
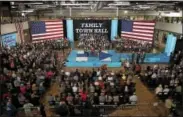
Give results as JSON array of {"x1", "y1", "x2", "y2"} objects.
[{"x1": 66, "y1": 50, "x2": 170, "y2": 67}]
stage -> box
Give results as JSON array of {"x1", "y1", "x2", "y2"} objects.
[{"x1": 65, "y1": 50, "x2": 170, "y2": 68}]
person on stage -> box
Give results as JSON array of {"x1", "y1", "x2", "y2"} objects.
[
  {"x1": 91, "y1": 46, "x2": 95, "y2": 56},
  {"x1": 136, "y1": 52, "x2": 140, "y2": 64},
  {"x1": 131, "y1": 51, "x2": 135, "y2": 64},
  {"x1": 84, "y1": 47, "x2": 89, "y2": 57},
  {"x1": 61, "y1": 42, "x2": 65, "y2": 56},
  {"x1": 140, "y1": 52, "x2": 146, "y2": 64}
]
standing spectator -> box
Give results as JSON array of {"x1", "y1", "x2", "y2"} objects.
[
  {"x1": 6, "y1": 99, "x2": 17, "y2": 117},
  {"x1": 39, "y1": 103, "x2": 46, "y2": 117},
  {"x1": 136, "y1": 52, "x2": 140, "y2": 64},
  {"x1": 56, "y1": 100, "x2": 69, "y2": 117},
  {"x1": 140, "y1": 52, "x2": 145, "y2": 64},
  {"x1": 131, "y1": 51, "x2": 135, "y2": 63}
]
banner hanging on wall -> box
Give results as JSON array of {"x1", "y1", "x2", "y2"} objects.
[
  {"x1": 1, "y1": 33, "x2": 17, "y2": 47},
  {"x1": 73, "y1": 20, "x2": 111, "y2": 41}
]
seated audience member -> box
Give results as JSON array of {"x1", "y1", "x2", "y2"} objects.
[
  {"x1": 141, "y1": 50, "x2": 183, "y2": 113},
  {"x1": 129, "y1": 93, "x2": 138, "y2": 104},
  {"x1": 155, "y1": 84, "x2": 163, "y2": 95},
  {"x1": 113, "y1": 94, "x2": 119, "y2": 105},
  {"x1": 56, "y1": 100, "x2": 69, "y2": 117},
  {"x1": 163, "y1": 85, "x2": 170, "y2": 99},
  {"x1": 105, "y1": 94, "x2": 113, "y2": 104},
  {"x1": 99, "y1": 93, "x2": 106, "y2": 105},
  {"x1": 47, "y1": 94, "x2": 55, "y2": 106},
  {"x1": 93, "y1": 93, "x2": 99, "y2": 105},
  {"x1": 165, "y1": 97, "x2": 176, "y2": 115}
]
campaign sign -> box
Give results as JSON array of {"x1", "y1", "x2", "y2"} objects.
[
  {"x1": 1, "y1": 33, "x2": 17, "y2": 47},
  {"x1": 73, "y1": 20, "x2": 111, "y2": 40}
]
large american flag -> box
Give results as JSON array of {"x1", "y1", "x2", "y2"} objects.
[
  {"x1": 15, "y1": 22, "x2": 24, "y2": 44},
  {"x1": 30, "y1": 20, "x2": 64, "y2": 43},
  {"x1": 121, "y1": 20, "x2": 155, "y2": 42}
]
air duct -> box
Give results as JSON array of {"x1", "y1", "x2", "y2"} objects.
[{"x1": 93, "y1": 1, "x2": 105, "y2": 12}]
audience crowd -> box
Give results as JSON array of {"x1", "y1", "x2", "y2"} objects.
[
  {"x1": 78, "y1": 37, "x2": 152, "y2": 55},
  {"x1": 0, "y1": 40, "x2": 65, "y2": 117},
  {"x1": 141, "y1": 50, "x2": 183, "y2": 116},
  {"x1": 78, "y1": 34, "x2": 110, "y2": 51},
  {"x1": 51, "y1": 68, "x2": 137, "y2": 116},
  {"x1": 115, "y1": 39, "x2": 152, "y2": 53},
  {"x1": 0, "y1": 37, "x2": 182, "y2": 117}
]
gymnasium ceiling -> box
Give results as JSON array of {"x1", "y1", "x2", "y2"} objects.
[{"x1": 1, "y1": 1, "x2": 183, "y2": 17}]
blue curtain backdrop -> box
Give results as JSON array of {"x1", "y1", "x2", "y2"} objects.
[
  {"x1": 111, "y1": 19, "x2": 118, "y2": 40},
  {"x1": 164, "y1": 34, "x2": 177, "y2": 56},
  {"x1": 66, "y1": 19, "x2": 74, "y2": 42},
  {"x1": 66, "y1": 19, "x2": 74, "y2": 48}
]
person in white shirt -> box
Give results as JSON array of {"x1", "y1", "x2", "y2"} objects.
[
  {"x1": 89, "y1": 84, "x2": 95, "y2": 93},
  {"x1": 14, "y1": 78, "x2": 20, "y2": 88},
  {"x1": 175, "y1": 85, "x2": 182, "y2": 93},
  {"x1": 169, "y1": 78, "x2": 175, "y2": 88},
  {"x1": 97, "y1": 70, "x2": 100, "y2": 76},
  {"x1": 124, "y1": 85, "x2": 129, "y2": 93},
  {"x1": 163, "y1": 85, "x2": 170, "y2": 96},
  {"x1": 125, "y1": 60, "x2": 130, "y2": 69},
  {"x1": 151, "y1": 72, "x2": 157, "y2": 79},
  {"x1": 72, "y1": 84, "x2": 78, "y2": 93},
  {"x1": 107, "y1": 76, "x2": 113, "y2": 82},
  {"x1": 129, "y1": 93, "x2": 138, "y2": 104},
  {"x1": 23, "y1": 100, "x2": 34, "y2": 117},
  {"x1": 155, "y1": 84, "x2": 163, "y2": 95}
]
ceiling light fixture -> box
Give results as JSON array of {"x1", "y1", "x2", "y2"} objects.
[
  {"x1": 108, "y1": 2, "x2": 130, "y2": 6},
  {"x1": 21, "y1": 9, "x2": 34, "y2": 13},
  {"x1": 21, "y1": 13, "x2": 25, "y2": 16},
  {"x1": 124, "y1": 10, "x2": 128, "y2": 14},
  {"x1": 10, "y1": 2, "x2": 14, "y2": 5},
  {"x1": 24, "y1": 2, "x2": 43, "y2": 5}
]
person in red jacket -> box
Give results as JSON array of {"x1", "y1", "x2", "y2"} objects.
[{"x1": 80, "y1": 90, "x2": 87, "y2": 105}]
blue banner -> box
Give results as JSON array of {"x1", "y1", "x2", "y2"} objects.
[
  {"x1": 164, "y1": 34, "x2": 177, "y2": 56},
  {"x1": 66, "y1": 19, "x2": 74, "y2": 42},
  {"x1": 1, "y1": 33, "x2": 17, "y2": 47},
  {"x1": 111, "y1": 19, "x2": 118, "y2": 40}
]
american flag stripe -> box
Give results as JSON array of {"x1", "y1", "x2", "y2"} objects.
[
  {"x1": 31, "y1": 20, "x2": 64, "y2": 42},
  {"x1": 122, "y1": 34, "x2": 153, "y2": 40},
  {"x1": 45, "y1": 22, "x2": 63, "y2": 25},
  {"x1": 133, "y1": 22, "x2": 155, "y2": 26},
  {"x1": 32, "y1": 31, "x2": 63, "y2": 36},
  {"x1": 121, "y1": 20, "x2": 155, "y2": 42},
  {"x1": 133, "y1": 29, "x2": 154, "y2": 34},
  {"x1": 32, "y1": 34, "x2": 64, "y2": 40},
  {"x1": 133, "y1": 26, "x2": 154, "y2": 30},
  {"x1": 46, "y1": 29, "x2": 64, "y2": 32},
  {"x1": 44, "y1": 25, "x2": 63, "y2": 28},
  {"x1": 122, "y1": 32, "x2": 153, "y2": 37}
]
